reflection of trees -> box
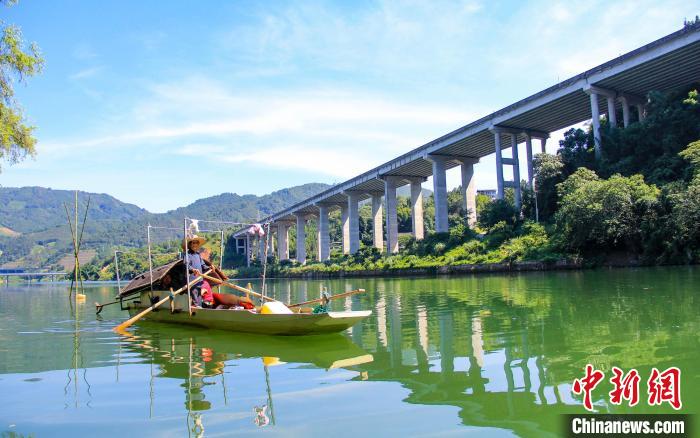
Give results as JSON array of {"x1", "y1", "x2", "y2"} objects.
[{"x1": 340, "y1": 270, "x2": 699, "y2": 436}]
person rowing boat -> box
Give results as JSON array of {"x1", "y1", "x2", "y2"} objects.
[{"x1": 183, "y1": 234, "x2": 208, "y2": 307}]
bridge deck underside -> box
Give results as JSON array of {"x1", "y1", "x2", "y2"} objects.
[{"x1": 239, "y1": 30, "x2": 700, "y2": 229}]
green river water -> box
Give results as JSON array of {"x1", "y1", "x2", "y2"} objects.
[{"x1": 0, "y1": 267, "x2": 698, "y2": 437}]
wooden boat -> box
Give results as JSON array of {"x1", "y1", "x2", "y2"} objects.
[{"x1": 118, "y1": 261, "x2": 371, "y2": 336}]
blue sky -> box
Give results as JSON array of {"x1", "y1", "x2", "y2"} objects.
[{"x1": 2, "y1": 0, "x2": 699, "y2": 212}]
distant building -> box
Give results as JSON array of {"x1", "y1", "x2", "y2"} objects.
[{"x1": 477, "y1": 189, "x2": 497, "y2": 200}]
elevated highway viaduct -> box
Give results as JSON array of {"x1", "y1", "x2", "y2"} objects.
[{"x1": 236, "y1": 23, "x2": 700, "y2": 264}]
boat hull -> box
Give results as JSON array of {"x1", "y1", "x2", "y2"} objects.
[{"x1": 127, "y1": 304, "x2": 371, "y2": 336}]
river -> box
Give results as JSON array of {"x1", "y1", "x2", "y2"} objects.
[{"x1": 1, "y1": 267, "x2": 698, "y2": 437}]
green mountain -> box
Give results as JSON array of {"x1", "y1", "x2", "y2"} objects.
[{"x1": 0, "y1": 183, "x2": 330, "y2": 269}]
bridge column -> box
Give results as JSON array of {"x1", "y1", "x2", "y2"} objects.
[
  {"x1": 383, "y1": 177, "x2": 400, "y2": 253},
  {"x1": 636, "y1": 103, "x2": 645, "y2": 121},
  {"x1": 428, "y1": 155, "x2": 449, "y2": 233},
  {"x1": 371, "y1": 194, "x2": 383, "y2": 250},
  {"x1": 295, "y1": 213, "x2": 306, "y2": 264},
  {"x1": 541, "y1": 137, "x2": 547, "y2": 154},
  {"x1": 268, "y1": 228, "x2": 275, "y2": 257},
  {"x1": 258, "y1": 236, "x2": 265, "y2": 260},
  {"x1": 607, "y1": 96, "x2": 617, "y2": 128},
  {"x1": 316, "y1": 205, "x2": 330, "y2": 261},
  {"x1": 277, "y1": 223, "x2": 289, "y2": 261},
  {"x1": 340, "y1": 204, "x2": 350, "y2": 254},
  {"x1": 460, "y1": 159, "x2": 478, "y2": 227},
  {"x1": 589, "y1": 92, "x2": 602, "y2": 159},
  {"x1": 493, "y1": 131, "x2": 504, "y2": 199},
  {"x1": 620, "y1": 95, "x2": 631, "y2": 127},
  {"x1": 525, "y1": 133, "x2": 534, "y2": 188},
  {"x1": 245, "y1": 235, "x2": 251, "y2": 266},
  {"x1": 409, "y1": 179, "x2": 425, "y2": 240},
  {"x1": 510, "y1": 134, "x2": 522, "y2": 209},
  {"x1": 345, "y1": 192, "x2": 361, "y2": 254},
  {"x1": 584, "y1": 85, "x2": 618, "y2": 159}
]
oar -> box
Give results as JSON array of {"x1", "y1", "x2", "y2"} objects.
[
  {"x1": 199, "y1": 273, "x2": 276, "y2": 303},
  {"x1": 288, "y1": 289, "x2": 366, "y2": 308},
  {"x1": 113, "y1": 271, "x2": 210, "y2": 332}
]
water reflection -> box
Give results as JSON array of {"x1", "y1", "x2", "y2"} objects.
[
  {"x1": 116, "y1": 326, "x2": 374, "y2": 433},
  {"x1": 1, "y1": 268, "x2": 698, "y2": 437}
]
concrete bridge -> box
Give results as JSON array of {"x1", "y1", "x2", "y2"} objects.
[
  {"x1": 2, "y1": 271, "x2": 67, "y2": 284},
  {"x1": 236, "y1": 23, "x2": 700, "y2": 264}
]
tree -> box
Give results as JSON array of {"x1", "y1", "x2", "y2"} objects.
[
  {"x1": 555, "y1": 169, "x2": 659, "y2": 253},
  {"x1": 533, "y1": 153, "x2": 565, "y2": 222},
  {"x1": 478, "y1": 198, "x2": 518, "y2": 230},
  {"x1": 558, "y1": 127, "x2": 596, "y2": 174},
  {"x1": 0, "y1": 1, "x2": 43, "y2": 171}
]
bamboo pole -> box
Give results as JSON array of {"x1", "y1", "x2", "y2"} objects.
[
  {"x1": 74, "y1": 191, "x2": 78, "y2": 298},
  {"x1": 199, "y1": 273, "x2": 276, "y2": 303},
  {"x1": 147, "y1": 224, "x2": 154, "y2": 294},
  {"x1": 184, "y1": 219, "x2": 192, "y2": 317},
  {"x1": 63, "y1": 203, "x2": 77, "y2": 297},
  {"x1": 114, "y1": 250, "x2": 122, "y2": 291},
  {"x1": 261, "y1": 223, "x2": 270, "y2": 296},
  {"x1": 75, "y1": 195, "x2": 90, "y2": 295},
  {"x1": 287, "y1": 289, "x2": 366, "y2": 308}
]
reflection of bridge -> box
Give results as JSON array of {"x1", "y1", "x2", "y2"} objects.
[
  {"x1": 234, "y1": 23, "x2": 700, "y2": 263},
  {"x1": 2, "y1": 271, "x2": 66, "y2": 284},
  {"x1": 260, "y1": 279, "x2": 581, "y2": 437}
]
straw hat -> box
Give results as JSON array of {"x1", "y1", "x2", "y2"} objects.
[{"x1": 182, "y1": 234, "x2": 207, "y2": 249}]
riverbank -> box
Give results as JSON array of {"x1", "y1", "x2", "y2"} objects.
[{"x1": 265, "y1": 259, "x2": 583, "y2": 279}]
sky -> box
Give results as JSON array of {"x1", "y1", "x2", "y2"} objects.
[{"x1": 1, "y1": 0, "x2": 699, "y2": 212}]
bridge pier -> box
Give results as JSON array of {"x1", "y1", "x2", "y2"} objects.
[
  {"x1": 460, "y1": 159, "x2": 478, "y2": 227},
  {"x1": 510, "y1": 134, "x2": 522, "y2": 209},
  {"x1": 427, "y1": 155, "x2": 449, "y2": 233},
  {"x1": 345, "y1": 191, "x2": 362, "y2": 254},
  {"x1": 340, "y1": 204, "x2": 350, "y2": 254},
  {"x1": 409, "y1": 179, "x2": 425, "y2": 240},
  {"x1": 383, "y1": 176, "x2": 400, "y2": 253},
  {"x1": 490, "y1": 128, "x2": 523, "y2": 207},
  {"x1": 371, "y1": 193, "x2": 383, "y2": 250},
  {"x1": 316, "y1": 204, "x2": 331, "y2": 261},
  {"x1": 491, "y1": 126, "x2": 547, "y2": 209},
  {"x1": 295, "y1": 213, "x2": 306, "y2": 264},
  {"x1": 525, "y1": 134, "x2": 534, "y2": 188},
  {"x1": 277, "y1": 222, "x2": 290, "y2": 261},
  {"x1": 258, "y1": 235, "x2": 265, "y2": 260},
  {"x1": 268, "y1": 228, "x2": 275, "y2": 256}
]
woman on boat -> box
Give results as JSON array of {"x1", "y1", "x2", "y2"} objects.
[{"x1": 183, "y1": 234, "x2": 208, "y2": 307}]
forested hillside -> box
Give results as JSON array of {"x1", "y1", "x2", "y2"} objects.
[{"x1": 0, "y1": 183, "x2": 330, "y2": 269}]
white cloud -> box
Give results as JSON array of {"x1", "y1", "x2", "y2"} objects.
[
  {"x1": 69, "y1": 66, "x2": 103, "y2": 80},
  {"x1": 38, "y1": 76, "x2": 477, "y2": 179},
  {"x1": 72, "y1": 43, "x2": 97, "y2": 60}
]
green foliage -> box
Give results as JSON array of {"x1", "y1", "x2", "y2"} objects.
[
  {"x1": 0, "y1": 2, "x2": 44, "y2": 171},
  {"x1": 558, "y1": 127, "x2": 595, "y2": 174},
  {"x1": 477, "y1": 198, "x2": 519, "y2": 229},
  {"x1": 555, "y1": 170, "x2": 659, "y2": 252},
  {"x1": 678, "y1": 139, "x2": 700, "y2": 181},
  {"x1": 533, "y1": 153, "x2": 565, "y2": 222},
  {"x1": 598, "y1": 86, "x2": 700, "y2": 185}
]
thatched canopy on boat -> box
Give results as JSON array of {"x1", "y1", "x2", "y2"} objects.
[{"x1": 118, "y1": 259, "x2": 186, "y2": 298}]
